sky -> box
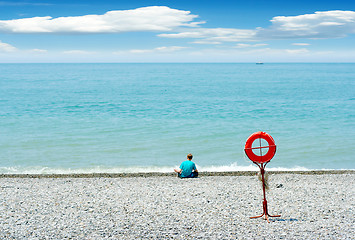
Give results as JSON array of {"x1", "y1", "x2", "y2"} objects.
[{"x1": 0, "y1": 0, "x2": 354, "y2": 62}]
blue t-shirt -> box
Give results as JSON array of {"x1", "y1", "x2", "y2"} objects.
[{"x1": 179, "y1": 160, "x2": 197, "y2": 178}]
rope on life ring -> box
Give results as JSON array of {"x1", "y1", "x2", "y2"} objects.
[{"x1": 244, "y1": 131, "x2": 276, "y2": 164}]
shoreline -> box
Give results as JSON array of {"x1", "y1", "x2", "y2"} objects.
[{"x1": 1, "y1": 169, "x2": 353, "y2": 178}]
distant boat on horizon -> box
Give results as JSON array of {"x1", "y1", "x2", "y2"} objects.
[{"x1": 256, "y1": 62, "x2": 264, "y2": 64}]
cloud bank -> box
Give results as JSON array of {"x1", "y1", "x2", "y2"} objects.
[
  {"x1": 258, "y1": 10, "x2": 355, "y2": 39},
  {"x1": 159, "y1": 28, "x2": 257, "y2": 43},
  {"x1": 160, "y1": 10, "x2": 355, "y2": 43},
  {"x1": 0, "y1": 6, "x2": 202, "y2": 33},
  {"x1": 0, "y1": 8, "x2": 354, "y2": 43},
  {"x1": 115, "y1": 46, "x2": 187, "y2": 54},
  {"x1": 0, "y1": 6, "x2": 355, "y2": 44},
  {"x1": 0, "y1": 40, "x2": 17, "y2": 52},
  {"x1": 0, "y1": 8, "x2": 354, "y2": 62}
]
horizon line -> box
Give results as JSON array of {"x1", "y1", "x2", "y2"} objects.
[{"x1": 1, "y1": 62, "x2": 355, "y2": 64}]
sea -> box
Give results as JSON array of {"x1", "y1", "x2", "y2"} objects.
[{"x1": 0, "y1": 63, "x2": 354, "y2": 174}]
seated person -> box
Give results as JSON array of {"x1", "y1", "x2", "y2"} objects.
[{"x1": 174, "y1": 153, "x2": 198, "y2": 178}]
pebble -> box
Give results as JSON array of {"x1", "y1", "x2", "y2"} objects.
[{"x1": 0, "y1": 174, "x2": 354, "y2": 239}]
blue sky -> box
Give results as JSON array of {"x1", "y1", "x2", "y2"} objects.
[{"x1": 0, "y1": 0, "x2": 354, "y2": 62}]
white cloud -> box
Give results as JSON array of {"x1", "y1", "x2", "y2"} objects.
[
  {"x1": 235, "y1": 43, "x2": 268, "y2": 48},
  {"x1": 29, "y1": 48, "x2": 48, "y2": 53},
  {"x1": 0, "y1": 40, "x2": 17, "y2": 52},
  {"x1": 258, "y1": 10, "x2": 355, "y2": 39},
  {"x1": 246, "y1": 47, "x2": 310, "y2": 55},
  {"x1": 159, "y1": 28, "x2": 257, "y2": 43},
  {"x1": 1, "y1": 9, "x2": 353, "y2": 46},
  {"x1": 285, "y1": 48, "x2": 310, "y2": 54},
  {"x1": 190, "y1": 40, "x2": 222, "y2": 44},
  {"x1": 62, "y1": 50, "x2": 95, "y2": 54},
  {"x1": 128, "y1": 46, "x2": 187, "y2": 54},
  {"x1": 1, "y1": 9, "x2": 354, "y2": 63},
  {"x1": 154, "y1": 46, "x2": 187, "y2": 52},
  {"x1": 292, "y1": 43, "x2": 310, "y2": 46},
  {"x1": 129, "y1": 49, "x2": 152, "y2": 54},
  {"x1": 159, "y1": 10, "x2": 355, "y2": 43},
  {"x1": 0, "y1": 6, "x2": 202, "y2": 33}
]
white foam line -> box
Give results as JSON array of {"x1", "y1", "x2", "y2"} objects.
[{"x1": 1, "y1": 163, "x2": 350, "y2": 175}]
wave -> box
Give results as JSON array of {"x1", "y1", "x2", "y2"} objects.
[
  {"x1": 0, "y1": 163, "x2": 326, "y2": 174},
  {"x1": 198, "y1": 163, "x2": 311, "y2": 172}
]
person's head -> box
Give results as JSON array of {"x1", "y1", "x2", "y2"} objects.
[{"x1": 187, "y1": 153, "x2": 193, "y2": 160}]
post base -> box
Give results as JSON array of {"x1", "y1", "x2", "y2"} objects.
[{"x1": 250, "y1": 200, "x2": 281, "y2": 223}]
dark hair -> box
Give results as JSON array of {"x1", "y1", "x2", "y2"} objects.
[{"x1": 187, "y1": 153, "x2": 193, "y2": 160}]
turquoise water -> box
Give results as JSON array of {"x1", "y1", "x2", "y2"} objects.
[{"x1": 0, "y1": 63, "x2": 354, "y2": 173}]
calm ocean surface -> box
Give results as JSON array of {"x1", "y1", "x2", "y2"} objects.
[{"x1": 0, "y1": 63, "x2": 354, "y2": 173}]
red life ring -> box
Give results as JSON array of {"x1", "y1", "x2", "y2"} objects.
[{"x1": 244, "y1": 131, "x2": 276, "y2": 164}]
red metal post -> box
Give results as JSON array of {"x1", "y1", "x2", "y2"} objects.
[{"x1": 250, "y1": 163, "x2": 281, "y2": 222}]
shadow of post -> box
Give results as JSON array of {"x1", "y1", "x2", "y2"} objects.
[{"x1": 270, "y1": 218, "x2": 299, "y2": 222}]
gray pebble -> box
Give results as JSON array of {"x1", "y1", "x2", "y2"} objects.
[{"x1": 0, "y1": 174, "x2": 354, "y2": 239}]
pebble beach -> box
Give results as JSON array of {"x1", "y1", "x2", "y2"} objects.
[{"x1": 0, "y1": 172, "x2": 354, "y2": 239}]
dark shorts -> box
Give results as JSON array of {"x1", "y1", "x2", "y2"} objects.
[{"x1": 178, "y1": 172, "x2": 198, "y2": 178}]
